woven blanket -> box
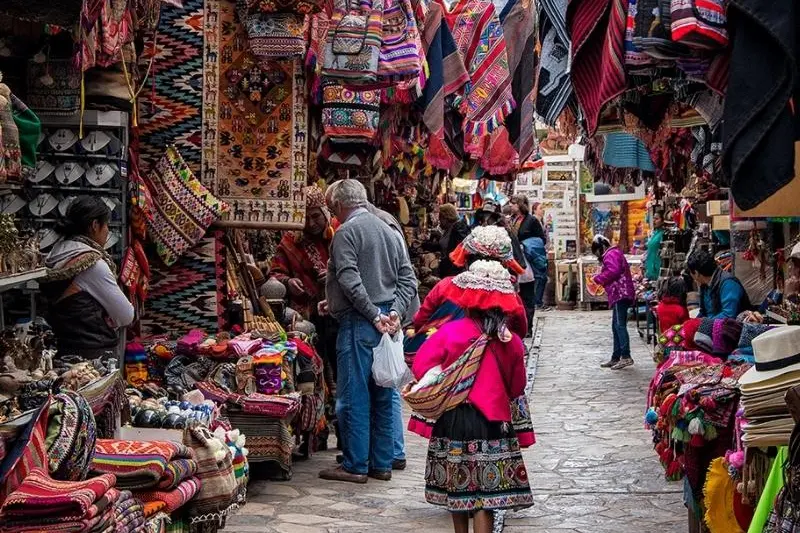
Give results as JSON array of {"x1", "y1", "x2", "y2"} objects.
[
  {"x1": 203, "y1": 0, "x2": 308, "y2": 228},
  {"x1": 114, "y1": 491, "x2": 146, "y2": 533},
  {"x1": 142, "y1": 234, "x2": 226, "y2": 336},
  {"x1": 142, "y1": 501, "x2": 166, "y2": 518},
  {"x1": 0, "y1": 467, "x2": 116, "y2": 521},
  {"x1": 0, "y1": 506, "x2": 115, "y2": 533},
  {"x1": 227, "y1": 413, "x2": 293, "y2": 474},
  {"x1": 535, "y1": 0, "x2": 572, "y2": 126},
  {"x1": 135, "y1": 477, "x2": 201, "y2": 514},
  {"x1": 158, "y1": 459, "x2": 198, "y2": 491},
  {"x1": 92, "y1": 439, "x2": 193, "y2": 490},
  {"x1": 138, "y1": 0, "x2": 204, "y2": 178},
  {"x1": 239, "y1": 392, "x2": 301, "y2": 418},
  {"x1": 0, "y1": 399, "x2": 49, "y2": 503}
]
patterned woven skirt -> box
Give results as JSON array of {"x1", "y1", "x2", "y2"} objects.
[{"x1": 425, "y1": 404, "x2": 533, "y2": 513}]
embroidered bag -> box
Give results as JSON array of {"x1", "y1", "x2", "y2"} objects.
[
  {"x1": 238, "y1": 0, "x2": 307, "y2": 60},
  {"x1": 402, "y1": 335, "x2": 488, "y2": 420},
  {"x1": 321, "y1": 83, "x2": 380, "y2": 142},
  {"x1": 244, "y1": 0, "x2": 321, "y2": 15},
  {"x1": 322, "y1": 0, "x2": 383, "y2": 84},
  {"x1": 146, "y1": 146, "x2": 229, "y2": 266},
  {"x1": 670, "y1": 0, "x2": 727, "y2": 50}
]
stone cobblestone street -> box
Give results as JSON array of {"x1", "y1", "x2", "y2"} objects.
[{"x1": 229, "y1": 311, "x2": 687, "y2": 532}]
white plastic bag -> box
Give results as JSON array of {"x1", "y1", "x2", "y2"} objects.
[{"x1": 372, "y1": 331, "x2": 412, "y2": 389}]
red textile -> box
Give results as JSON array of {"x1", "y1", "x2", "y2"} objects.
[
  {"x1": 0, "y1": 399, "x2": 49, "y2": 505},
  {"x1": 0, "y1": 467, "x2": 117, "y2": 521},
  {"x1": 655, "y1": 297, "x2": 690, "y2": 333},
  {"x1": 414, "y1": 277, "x2": 528, "y2": 338},
  {"x1": 568, "y1": 0, "x2": 628, "y2": 135},
  {"x1": 412, "y1": 318, "x2": 526, "y2": 422},
  {"x1": 269, "y1": 230, "x2": 333, "y2": 318}
]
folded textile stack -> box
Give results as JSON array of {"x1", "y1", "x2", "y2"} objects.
[
  {"x1": 134, "y1": 477, "x2": 201, "y2": 514},
  {"x1": 739, "y1": 327, "x2": 800, "y2": 447},
  {"x1": 0, "y1": 467, "x2": 118, "y2": 532},
  {"x1": 114, "y1": 491, "x2": 146, "y2": 533},
  {"x1": 91, "y1": 439, "x2": 197, "y2": 491}
]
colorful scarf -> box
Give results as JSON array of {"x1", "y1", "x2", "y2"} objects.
[
  {"x1": 91, "y1": 439, "x2": 194, "y2": 490},
  {"x1": 418, "y1": 1, "x2": 469, "y2": 171},
  {"x1": 113, "y1": 491, "x2": 145, "y2": 533},
  {"x1": 0, "y1": 467, "x2": 116, "y2": 521},
  {"x1": 568, "y1": 0, "x2": 628, "y2": 135},
  {"x1": 135, "y1": 477, "x2": 201, "y2": 514},
  {"x1": 157, "y1": 459, "x2": 198, "y2": 491},
  {"x1": 440, "y1": 0, "x2": 514, "y2": 156},
  {"x1": 536, "y1": 0, "x2": 572, "y2": 126},
  {"x1": 46, "y1": 390, "x2": 97, "y2": 482}
]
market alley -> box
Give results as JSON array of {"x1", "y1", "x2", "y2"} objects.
[{"x1": 228, "y1": 311, "x2": 686, "y2": 533}]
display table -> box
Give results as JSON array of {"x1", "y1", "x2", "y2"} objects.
[{"x1": 577, "y1": 255, "x2": 643, "y2": 304}]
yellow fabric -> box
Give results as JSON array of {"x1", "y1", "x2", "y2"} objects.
[{"x1": 704, "y1": 457, "x2": 744, "y2": 533}]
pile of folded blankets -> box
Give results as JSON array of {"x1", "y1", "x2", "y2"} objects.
[
  {"x1": 91, "y1": 439, "x2": 201, "y2": 525},
  {"x1": 0, "y1": 467, "x2": 147, "y2": 533}
]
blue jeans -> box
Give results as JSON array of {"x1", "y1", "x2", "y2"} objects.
[
  {"x1": 336, "y1": 306, "x2": 394, "y2": 474},
  {"x1": 612, "y1": 299, "x2": 632, "y2": 360},
  {"x1": 392, "y1": 390, "x2": 405, "y2": 461},
  {"x1": 534, "y1": 273, "x2": 547, "y2": 307}
]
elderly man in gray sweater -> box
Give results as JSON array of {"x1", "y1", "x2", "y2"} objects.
[{"x1": 319, "y1": 179, "x2": 418, "y2": 484}]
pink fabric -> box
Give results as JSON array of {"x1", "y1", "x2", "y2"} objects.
[{"x1": 411, "y1": 318, "x2": 526, "y2": 422}]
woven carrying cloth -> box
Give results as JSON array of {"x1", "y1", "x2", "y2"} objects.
[
  {"x1": 203, "y1": 0, "x2": 308, "y2": 228},
  {"x1": 402, "y1": 335, "x2": 488, "y2": 420}
]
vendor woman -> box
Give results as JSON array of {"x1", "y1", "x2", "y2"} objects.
[
  {"x1": 42, "y1": 196, "x2": 134, "y2": 361},
  {"x1": 644, "y1": 211, "x2": 664, "y2": 280}
]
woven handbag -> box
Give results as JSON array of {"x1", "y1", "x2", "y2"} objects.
[{"x1": 402, "y1": 335, "x2": 488, "y2": 420}]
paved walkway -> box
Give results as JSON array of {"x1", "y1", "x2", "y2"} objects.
[{"x1": 227, "y1": 311, "x2": 686, "y2": 533}]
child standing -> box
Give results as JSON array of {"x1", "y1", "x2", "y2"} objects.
[
  {"x1": 591, "y1": 235, "x2": 636, "y2": 369},
  {"x1": 656, "y1": 277, "x2": 690, "y2": 333}
]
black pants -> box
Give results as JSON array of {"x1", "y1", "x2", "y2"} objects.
[{"x1": 519, "y1": 282, "x2": 536, "y2": 336}]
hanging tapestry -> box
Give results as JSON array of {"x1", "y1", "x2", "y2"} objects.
[
  {"x1": 203, "y1": 0, "x2": 308, "y2": 228},
  {"x1": 141, "y1": 233, "x2": 227, "y2": 336},
  {"x1": 138, "y1": 0, "x2": 204, "y2": 177}
]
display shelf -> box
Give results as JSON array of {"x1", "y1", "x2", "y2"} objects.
[
  {"x1": 0, "y1": 267, "x2": 46, "y2": 293},
  {"x1": 765, "y1": 309, "x2": 788, "y2": 324}
]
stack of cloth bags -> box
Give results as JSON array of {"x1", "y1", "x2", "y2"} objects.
[
  {"x1": 91, "y1": 439, "x2": 201, "y2": 522},
  {"x1": 738, "y1": 326, "x2": 800, "y2": 447},
  {"x1": 0, "y1": 467, "x2": 121, "y2": 532}
]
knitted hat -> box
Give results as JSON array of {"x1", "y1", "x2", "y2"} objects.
[
  {"x1": 439, "y1": 203, "x2": 458, "y2": 220},
  {"x1": 447, "y1": 260, "x2": 523, "y2": 315},
  {"x1": 450, "y1": 226, "x2": 525, "y2": 275},
  {"x1": 305, "y1": 185, "x2": 326, "y2": 209}
]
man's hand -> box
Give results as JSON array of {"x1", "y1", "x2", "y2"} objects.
[
  {"x1": 387, "y1": 311, "x2": 402, "y2": 335},
  {"x1": 317, "y1": 300, "x2": 329, "y2": 316},
  {"x1": 374, "y1": 314, "x2": 392, "y2": 334},
  {"x1": 288, "y1": 278, "x2": 305, "y2": 296}
]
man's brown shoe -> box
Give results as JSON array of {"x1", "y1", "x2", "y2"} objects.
[
  {"x1": 319, "y1": 466, "x2": 368, "y2": 484},
  {"x1": 368, "y1": 470, "x2": 392, "y2": 481}
]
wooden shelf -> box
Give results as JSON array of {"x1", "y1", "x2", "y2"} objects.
[{"x1": 0, "y1": 267, "x2": 46, "y2": 293}]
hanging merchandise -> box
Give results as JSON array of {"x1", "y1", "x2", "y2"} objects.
[
  {"x1": 669, "y1": 0, "x2": 728, "y2": 50},
  {"x1": 238, "y1": 0, "x2": 307, "y2": 60},
  {"x1": 376, "y1": 0, "x2": 423, "y2": 87},
  {"x1": 321, "y1": 84, "x2": 381, "y2": 143},
  {"x1": 26, "y1": 56, "x2": 81, "y2": 117},
  {"x1": 242, "y1": 0, "x2": 322, "y2": 14},
  {"x1": 146, "y1": 145, "x2": 229, "y2": 266},
  {"x1": 322, "y1": 0, "x2": 383, "y2": 85},
  {"x1": 536, "y1": 0, "x2": 573, "y2": 126}
]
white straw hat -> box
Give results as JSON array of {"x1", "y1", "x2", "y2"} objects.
[{"x1": 739, "y1": 326, "x2": 800, "y2": 388}]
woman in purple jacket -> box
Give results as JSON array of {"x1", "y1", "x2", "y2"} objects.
[{"x1": 591, "y1": 235, "x2": 636, "y2": 369}]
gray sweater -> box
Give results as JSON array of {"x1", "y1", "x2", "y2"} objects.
[{"x1": 327, "y1": 208, "x2": 418, "y2": 322}]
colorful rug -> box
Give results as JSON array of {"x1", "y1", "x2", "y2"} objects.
[
  {"x1": 141, "y1": 233, "x2": 226, "y2": 336},
  {"x1": 138, "y1": 0, "x2": 204, "y2": 178},
  {"x1": 203, "y1": 0, "x2": 308, "y2": 228}
]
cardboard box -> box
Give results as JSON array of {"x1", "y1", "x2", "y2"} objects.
[
  {"x1": 116, "y1": 426, "x2": 184, "y2": 443},
  {"x1": 706, "y1": 200, "x2": 729, "y2": 216},
  {"x1": 712, "y1": 215, "x2": 731, "y2": 231}
]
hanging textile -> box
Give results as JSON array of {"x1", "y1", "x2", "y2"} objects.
[
  {"x1": 439, "y1": 0, "x2": 515, "y2": 158},
  {"x1": 536, "y1": 0, "x2": 572, "y2": 126},
  {"x1": 568, "y1": 0, "x2": 629, "y2": 135},
  {"x1": 322, "y1": 0, "x2": 384, "y2": 85}
]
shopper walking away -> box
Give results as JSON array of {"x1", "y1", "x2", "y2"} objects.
[
  {"x1": 411, "y1": 260, "x2": 534, "y2": 533},
  {"x1": 592, "y1": 235, "x2": 636, "y2": 369},
  {"x1": 320, "y1": 180, "x2": 417, "y2": 484}
]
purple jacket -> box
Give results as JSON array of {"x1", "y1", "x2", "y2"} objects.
[{"x1": 593, "y1": 246, "x2": 635, "y2": 306}]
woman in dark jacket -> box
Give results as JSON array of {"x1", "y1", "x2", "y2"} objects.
[{"x1": 41, "y1": 196, "x2": 133, "y2": 362}]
